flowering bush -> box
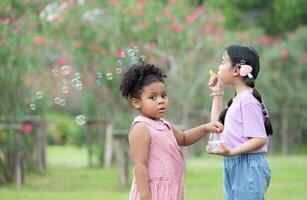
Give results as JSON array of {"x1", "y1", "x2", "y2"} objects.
[{"x1": 0, "y1": 0, "x2": 306, "y2": 160}]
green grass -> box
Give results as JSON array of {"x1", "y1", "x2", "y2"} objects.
[{"x1": 0, "y1": 146, "x2": 307, "y2": 200}]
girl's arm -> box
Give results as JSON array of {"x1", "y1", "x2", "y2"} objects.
[
  {"x1": 207, "y1": 137, "x2": 267, "y2": 156},
  {"x1": 211, "y1": 94, "x2": 223, "y2": 121},
  {"x1": 172, "y1": 121, "x2": 223, "y2": 146},
  {"x1": 208, "y1": 75, "x2": 224, "y2": 121},
  {"x1": 129, "y1": 123, "x2": 152, "y2": 200}
]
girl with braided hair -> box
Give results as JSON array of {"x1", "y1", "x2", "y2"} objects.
[
  {"x1": 120, "y1": 62, "x2": 223, "y2": 200},
  {"x1": 207, "y1": 44, "x2": 273, "y2": 200}
]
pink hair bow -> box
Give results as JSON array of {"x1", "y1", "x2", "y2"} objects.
[{"x1": 239, "y1": 65, "x2": 253, "y2": 79}]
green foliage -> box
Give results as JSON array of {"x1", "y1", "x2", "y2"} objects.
[
  {"x1": 46, "y1": 113, "x2": 77, "y2": 145},
  {"x1": 205, "y1": 0, "x2": 307, "y2": 35}
]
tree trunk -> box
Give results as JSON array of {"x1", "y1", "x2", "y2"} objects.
[{"x1": 281, "y1": 108, "x2": 290, "y2": 154}]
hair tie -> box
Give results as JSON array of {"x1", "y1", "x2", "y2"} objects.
[
  {"x1": 235, "y1": 59, "x2": 253, "y2": 79},
  {"x1": 260, "y1": 102, "x2": 269, "y2": 117}
]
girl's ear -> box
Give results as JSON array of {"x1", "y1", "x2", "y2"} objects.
[
  {"x1": 131, "y1": 98, "x2": 141, "y2": 109},
  {"x1": 232, "y1": 67, "x2": 240, "y2": 77}
]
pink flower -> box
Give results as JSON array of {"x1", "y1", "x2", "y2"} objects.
[
  {"x1": 281, "y1": 49, "x2": 289, "y2": 60},
  {"x1": 88, "y1": 43, "x2": 100, "y2": 52},
  {"x1": 0, "y1": 17, "x2": 10, "y2": 24},
  {"x1": 148, "y1": 43, "x2": 156, "y2": 48},
  {"x1": 108, "y1": 0, "x2": 117, "y2": 5},
  {"x1": 238, "y1": 32, "x2": 249, "y2": 41},
  {"x1": 22, "y1": 123, "x2": 32, "y2": 135},
  {"x1": 168, "y1": 0, "x2": 176, "y2": 4},
  {"x1": 137, "y1": 0, "x2": 145, "y2": 16},
  {"x1": 155, "y1": 16, "x2": 161, "y2": 23},
  {"x1": 272, "y1": 36, "x2": 281, "y2": 45},
  {"x1": 171, "y1": 23, "x2": 183, "y2": 32},
  {"x1": 139, "y1": 21, "x2": 149, "y2": 29},
  {"x1": 259, "y1": 35, "x2": 271, "y2": 46},
  {"x1": 186, "y1": 6, "x2": 204, "y2": 23},
  {"x1": 0, "y1": 39, "x2": 6, "y2": 46},
  {"x1": 163, "y1": 8, "x2": 172, "y2": 18},
  {"x1": 35, "y1": 35, "x2": 44, "y2": 46},
  {"x1": 137, "y1": 10, "x2": 144, "y2": 16},
  {"x1": 215, "y1": 28, "x2": 224, "y2": 36},
  {"x1": 215, "y1": 14, "x2": 224, "y2": 23},
  {"x1": 57, "y1": 57, "x2": 67, "y2": 66},
  {"x1": 203, "y1": 22, "x2": 213, "y2": 35},
  {"x1": 114, "y1": 49, "x2": 123, "y2": 59},
  {"x1": 75, "y1": 41, "x2": 81, "y2": 48},
  {"x1": 186, "y1": 12, "x2": 198, "y2": 23},
  {"x1": 214, "y1": 36, "x2": 222, "y2": 45}
]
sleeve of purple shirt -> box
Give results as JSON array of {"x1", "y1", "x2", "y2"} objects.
[{"x1": 242, "y1": 102, "x2": 267, "y2": 139}]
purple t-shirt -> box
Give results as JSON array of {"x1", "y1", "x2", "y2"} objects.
[{"x1": 222, "y1": 89, "x2": 268, "y2": 153}]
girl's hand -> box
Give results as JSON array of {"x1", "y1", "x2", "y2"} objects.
[
  {"x1": 206, "y1": 121, "x2": 224, "y2": 133},
  {"x1": 206, "y1": 142, "x2": 233, "y2": 156},
  {"x1": 208, "y1": 73, "x2": 224, "y2": 92}
]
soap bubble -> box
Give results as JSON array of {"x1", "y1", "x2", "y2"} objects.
[
  {"x1": 116, "y1": 68, "x2": 122, "y2": 74},
  {"x1": 52, "y1": 69, "x2": 59, "y2": 76},
  {"x1": 60, "y1": 65, "x2": 70, "y2": 75},
  {"x1": 75, "y1": 115, "x2": 86, "y2": 125},
  {"x1": 35, "y1": 91, "x2": 44, "y2": 100},
  {"x1": 59, "y1": 98, "x2": 66, "y2": 106},
  {"x1": 127, "y1": 48, "x2": 135, "y2": 57},
  {"x1": 96, "y1": 79, "x2": 102, "y2": 86},
  {"x1": 54, "y1": 97, "x2": 61, "y2": 104},
  {"x1": 106, "y1": 73, "x2": 113, "y2": 80},
  {"x1": 29, "y1": 104, "x2": 36, "y2": 111},
  {"x1": 96, "y1": 72, "x2": 103, "y2": 79},
  {"x1": 71, "y1": 79, "x2": 80, "y2": 87}
]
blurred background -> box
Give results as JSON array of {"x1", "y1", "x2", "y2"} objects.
[{"x1": 0, "y1": 0, "x2": 306, "y2": 199}]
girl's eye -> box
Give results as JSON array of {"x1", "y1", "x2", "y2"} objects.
[
  {"x1": 162, "y1": 94, "x2": 167, "y2": 98},
  {"x1": 149, "y1": 96, "x2": 156, "y2": 100}
]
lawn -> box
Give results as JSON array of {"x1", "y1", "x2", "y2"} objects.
[{"x1": 0, "y1": 146, "x2": 306, "y2": 200}]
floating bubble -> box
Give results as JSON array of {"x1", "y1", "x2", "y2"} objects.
[
  {"x1": 29, "y1": 104, "x2": 36, "y2": 111},
  {"x1": 131, "y1": 56, "x2": 138, "y2": 64},
  {"x1": 75, "y1": 115, "x2": 86, "y2": 125},
  {"x1": 62, "y1": 79, "x2": 67, "y2": 85},
  {"x1": 116, "y1": 68, "x2": 122, "y2": 74},
  {"x1": 54, "y1": 97, "x2": 61, "y2": 104},
  {"x1": 59, "y1": 98, "x2": 66, "y2": 106},
  {"x1": 35, "y1": 91, "x2": 44, "y2": 99},
  {"x1": 77, "y1": 0, "x2": 85, "y2": 5},
  {"x1": 106, "y1": 73, "x2": 113, "y2": 80},
  {"x1": 71, "y1": 79, "x2": 80, "y2": 87},
  {"x1": 77, "y1": 83, "x2": 83, "y2": 90},
  {"x1": 139, "y1": 55, "x2": 146, "y2": 62},
  {"x1": 62, "y1": 86, "x2": 69, "y2": 94},
  {"x1": 127, "y1": 49, "x2": 135, "y2": 57},
  {"x1": 117, "y1": 60, "x2": 123, "y2": 66},
  {"x1": 75, "y1": 72, "x2": 81, "y2": 79},
  {"x1": 52, "y1": 69, "x2": 59, "y2": 76},
  {"x1": 134, "y1": 46, "x2": 140, "y2": 52},
  {"x1": 60, "y1": 65, "x2": 70, "y2": 75},
  {"x1": 96, "y1": 72, "x2": 103, "y2": 79},
  {"x1": 96, "y1": 79, "x2": 102, "y2": 86}
]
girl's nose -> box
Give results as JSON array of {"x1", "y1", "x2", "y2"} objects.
[{"x1": 158, "y1": 96, "x2": 164, "y2": 104}]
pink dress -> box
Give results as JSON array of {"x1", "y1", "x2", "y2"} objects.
[{"x1": 129, "y1": 115, "x2": 185, "y2": 200}]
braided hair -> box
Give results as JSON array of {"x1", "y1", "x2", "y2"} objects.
[
  {"x1": 218, "y1": 44, "x2": 273, "y2": 136},
  {"x1": 119, "y1": 62, "x2": 167, "y2": 100}
]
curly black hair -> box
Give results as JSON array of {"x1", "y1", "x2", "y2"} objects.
[{"x1": 119, "y1": 62, "x2": 167, "y2": 100}]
